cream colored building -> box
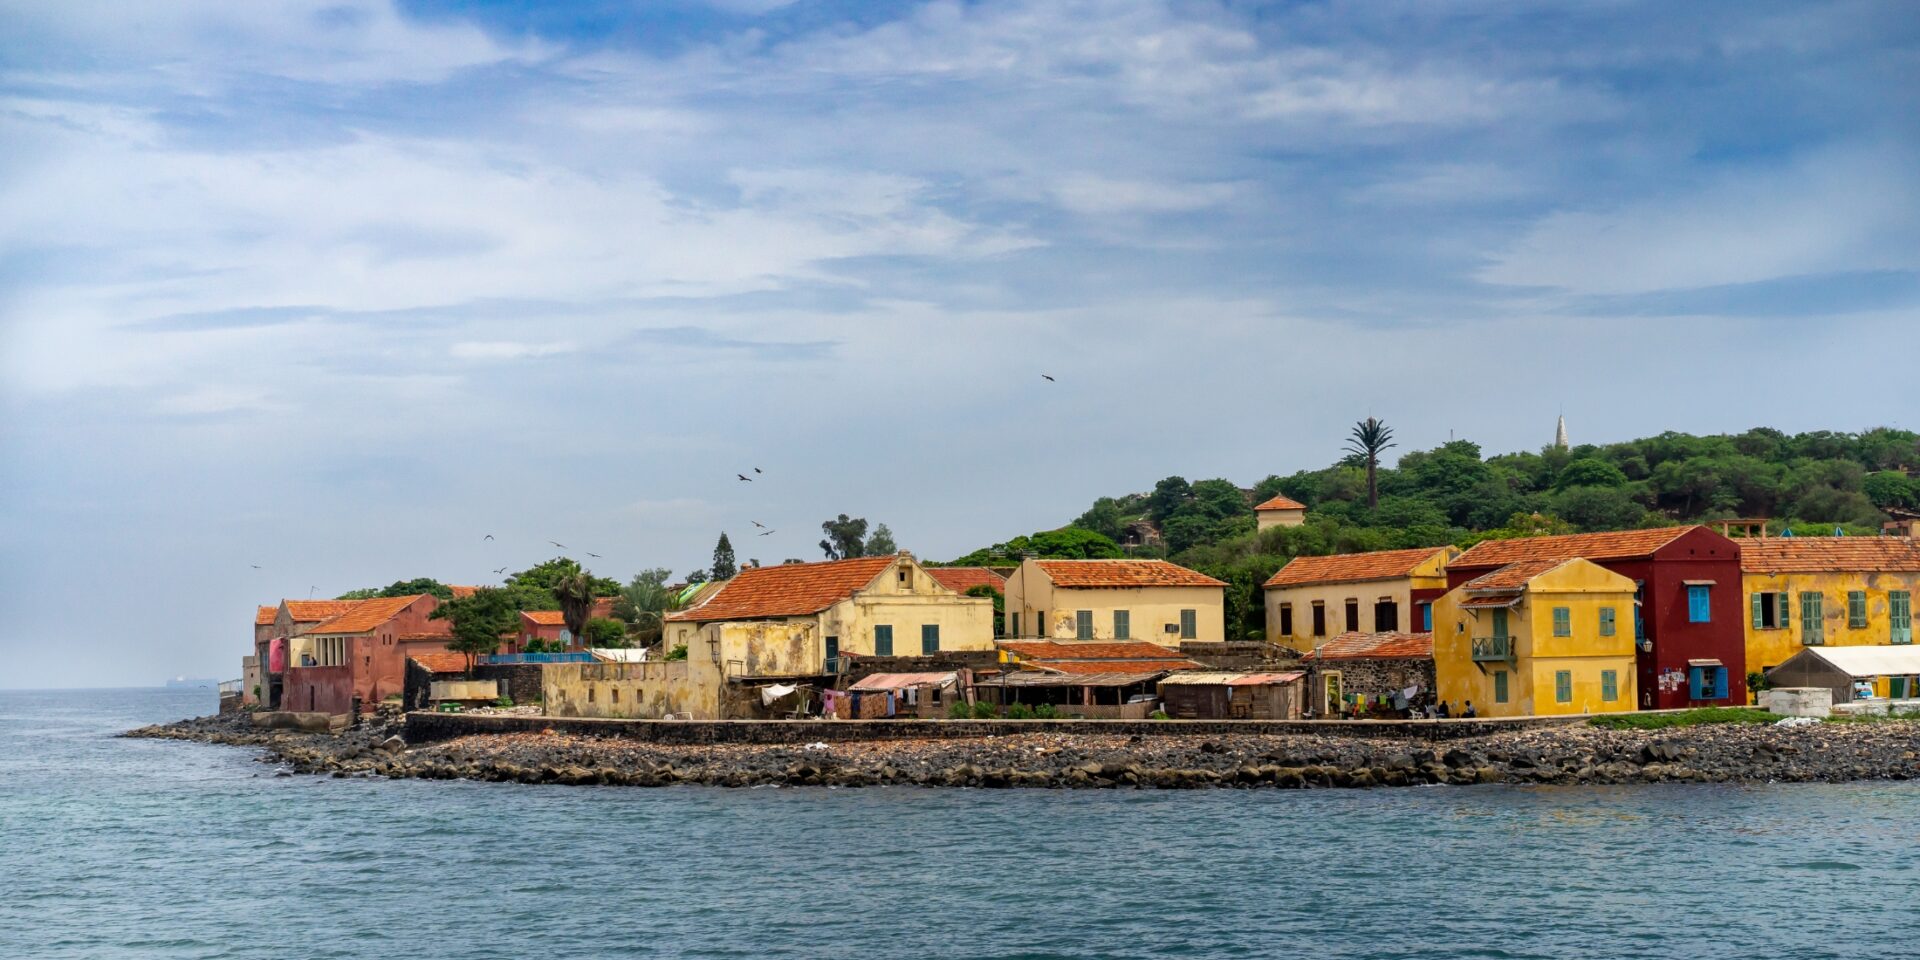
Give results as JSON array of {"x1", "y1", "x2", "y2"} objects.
[
  {"x1": 1262, "y1": 546, "x2": 1458, "y2": 651},
  {"x1": 1254, "y1": 494, "x2": 1308, "y2": 530},
  {"x1": 552, "y1": 553, "x2": 995, "y2": 720},
  {"x1": 1002, "y1": 559, "x2": 1226, "y2": 646}
]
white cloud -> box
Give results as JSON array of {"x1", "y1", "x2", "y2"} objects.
[
  {"x1": 1049, "y1": 175, "x2": 1240, "y2": 215},
  {"x1": 450, "y1": 340, "x2": 578, "y2": 361}
]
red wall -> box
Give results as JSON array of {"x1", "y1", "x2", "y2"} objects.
[{"x1": 282, "y1": 665, "x2": 354, "y2": 715}]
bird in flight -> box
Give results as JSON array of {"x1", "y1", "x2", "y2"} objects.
[
  {"x1": 483, "y1": 534, "x2": 494, "y2": 541},
  {"x1": 737, "y1": 473, "x2": 752, "y2": 482},
  {"x1": 250, "y1": 564, "x2": 262, "y2": 569},
  {"x1": 754, "y1": 467, "x2": 763, "y2": 474},
  {"x1": 751, "y1": 520, "x2": 766, "y2": 528},
  {"x1": 759, "y1": 529, "x2": 775, "y2": 536},
  {"x1": 493, "y1": 567, "x2": 509, "y2": 574},
  {"x1": 586, "y1": 552, "x2": 602, "y2": 558},
  {"x1": 549, "y1": 540, "x2": 567, "y2": 549},
  {"x1": 1041, "y1": 374, "x2": 1055, "y2": 382}
]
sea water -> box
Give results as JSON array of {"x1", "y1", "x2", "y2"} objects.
[{"x1": 3, "y1": 687, "x2": 1916, "y2": 959}]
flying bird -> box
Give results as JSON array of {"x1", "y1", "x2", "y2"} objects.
[
  {"x1": 586, "y1": 552, "x2": 602, "y2": 558},
  {"x1": 737, "y1": 474, "x2": 752, "y2": 482},
  {"x1": 249, "y1": 564, "x2": 262, "y2": 569},
  {"x1": 1041, "y1": 374, "x2": 1055, "y2": 382},
  {"x1": 759, "y1": 529, "x2": 776, "y2": 536},
  {"x1": 751, "y1": 520, "x2": 767, "y2": 528},
  {"x1": 754, "y1": 467, "x2": 763, "y2": 474},
  {"x1": 549, "y1": 540, "x2": 567, "y2": 549},
  {"x1": 492, "y1": 567, "x2": 509, "y2": 574}
]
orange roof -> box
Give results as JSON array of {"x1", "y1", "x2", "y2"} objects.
[
  {"x1": 1001, "y1": 640, "x2": 1190, "y2": 660},
  {"x1": 1462, "y1": 559, "x2": 1572, "y2": 592},
  {"x1": 283, "y1": 599, "x2": 364, "y2": 623},
  {"x1": 1037, "y1": 658, "x2": 1201, "y2": 675},
  {"x1": 396, "y1": 626, "x2": 451, "y2": 640},
  {"x1": 1302, "y1": 632, "x2": 1434, "y2": 660},
  {"x1": 592, "y1": 597, "x2": 617, "y2": 619},
  {"x1": 1255, "y1": 494, "x2": 1306, "y2": 511},
  {"x1": 926, "y1": 566, "x2": 1006, "y2": 594},
  {"x1": 448, "y1": 585, "x2": 480, "y2": 599},
  {"x1": 409, "y1": 652, "x2": 468, "y2": 673},
  {"x1": 309, "y1": 595, "x2": 425, "y2": 635},
  {"x1": 1451, "y1": 527, "x2": 1701, "y2": 570},
  {"x1": 1264, "y1": 547, "x2": 1449, "y2": 588},
  {"x1": 664, "y1": 556, "x2": 898, "y2": 622},
  {"x1": 521, "y1": 610, "x2": 567, "y2": 626},
  {"x1": 255, "y1": 605, "x2": 278, "y2": 626},
  {"x1": 1033, "y1": 559, "x2": 1225, "y2": 589},
  {"x1": 1741, "y1": 537, "x2": 1920, "y2": 574}
]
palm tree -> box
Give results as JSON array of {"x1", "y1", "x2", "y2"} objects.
[
  {"x1": 616, "y1": 568, "x2": 678, "y2": 649},
  {"x1": 1345, "y1": 416, "x2": 1396, "y2": 511},
  {"x1": 552, "y1": 568, "x2": 597, "y2": 649}
]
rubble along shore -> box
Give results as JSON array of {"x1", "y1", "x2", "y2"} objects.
[{"x1": 125, "y1": 713, "x2": 1920, "y2": 789}]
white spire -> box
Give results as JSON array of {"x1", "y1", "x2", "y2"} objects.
[{"x1": 1555, "y1": 414, "x2": 1569, "y2": 450}]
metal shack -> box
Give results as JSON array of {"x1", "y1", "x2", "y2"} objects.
[
  {"x1": 1766, "y1": 646, "x2": 1920, "y2": 703},
  {"x1": 1158, "y1": 671, "x2": 1305, "y2": 720}
]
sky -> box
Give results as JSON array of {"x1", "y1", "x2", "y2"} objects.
[{"x1": 1, "y1": 0, "x2": 1917, "y2": 687}]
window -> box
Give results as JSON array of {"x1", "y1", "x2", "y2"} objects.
[
  {"x1": 1344, "y1": 599, "x2": 1360, "y2": 632},
  {"x1": 1689, "y1": 666, "x2": 1729, "y2": 700},
  {"x1": 1752, "y1": 592, "x2": 1788, "y2": 629},
  {"x1": 1893, "y1": 592, "x2": 1912, "y2": 645},
  {"x1": 1075, "y1": 610, "x2": 1094, "y2": 640},
  {"x1": 1373, "y1": 599, "x2": 1398, "y2": 633},
  {"x1": 825, "y1": 635, "x2": 839, "y2": 668},
  {"x1": 1552, "y1": 607, "x2": 1571, "y2": 637},
  {"x1": 612, "y1": 687, "x2": 620, "y2": 704},
  {"x1": 1555, "y1": 671, "x2": 1572, "y2": 703},
  {"x1": 874, "y1": 625, "x2": 894, "y2": 657},
  {"x1": 1687, "y1": 585, "x2": 1712, "y2": 623},
  {"x1": 898, "y1": 569, "x2": 909, "y2": 585},
  {"x1": 587, "y1": 686, "x2": 595, "y2": 703},
  {"x1": 1311, "y1": 603, "x2": 1327, "y2": 637},
  {"x1": 1493, "y1": 670, "x2": 1509, "y2": 703},
  {"x1": 1800, "y1": 592, "x2": 1825, "y2": 645},
  {"x1": 1010, "y1": 612, "x2": 1021, "y2": 638},
  {"x1": 1491, "y1": 608, "x2": 1509, "y2": 639},
  {"x1": 1848, "y1": 590, "x2": 1868, "y2": 629},
  {"x1": 1420, "y1": 603, "x2": 1433, "y2": 632},
  {"x1": 1277, "y1": 604, "x2": 1293, "y2": 638},
  {"x1": 921, "y1": 624, "x2": 940, "y2": 654},
  {"x1": 1599, "y1": 607, "x2": 1616, "y2": 637},
  {"x1": 1179, "y1": 609, "x2": 1197, "y2": 640},
  {"x1": 1114, "y1": 610, "x2": 1131, "y2": 640},
  {"x1": 1601, "y1": 670, "x2": 1618, "y2": 702}
]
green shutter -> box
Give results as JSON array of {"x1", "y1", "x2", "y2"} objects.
[
  {"x1": 1075, "y1": 610, "x2": 1093, "y2": 640},
  {"x1": 1180, "y1": 609, "x2": 1197, "y2": 640},
  {"x1": 1553, "y1": 607, "x2": 1571, "y2": 637},
  {"x1": 1891, "y1": 592, "x2": 1911, "y2": 644},
  {"x1": 1599, "y1": 607, "x2": 1616, "y2": 637},
  {"x1": 1751, "y1": 593, "x2": 1763, "y2": 629},
  {"x1": 1114, "y1": 610, "x2": 1130, "y2": 640},
  {"x1": 1602, "y1": 670, "x2": 1617, "y2": 702},
  {"x1": 1849, "y1": 591, "x2": 1867, "y2": 629},
  {"x1": 1494, "y1": 670, "x2": 1508, "y2": 703},
  {"x1": 1776, "y1": 592, "x2": 1790, "y2": 627},
  {"x1": 874, "y1": 625, "x2": 893, "y2": 657},
  {"x1": 921, "y1": 624, "x2": 939, "y2": 654},
  {"x1": 1555, "y1": 670, "x2": 1572, "y2": 703}
]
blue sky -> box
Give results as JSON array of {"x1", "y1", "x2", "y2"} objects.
[{"x1": 2, "y1": 0, "x2": 1916, "y2": 687}]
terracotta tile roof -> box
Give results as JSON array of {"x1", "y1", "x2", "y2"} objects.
[
  {"x1": 256, "y1": 605, "x2": 278, "y2": 626},
  {"x1": 409, "y1": 652, "x2": 468, "y2": 673},
  {"x1": 1033, "y1": 559, "x2": 1225, "y2": 589},
  {"x1": 521, "y1": 610, "x2": 567, "y2": 626},
  {"x1": 1450, "y1": 527, "x2": 1700, "y2": 570},
  {"x1": 1263, "y1": 547, "x2": 1449, "y2": 588},
  {"x1": 592, "y1": 597, "x2": 617, "y2": 619},
  {"x1": 1740, "y1": 537, "x2": 1920, "y2": 574},
  {"x1": 309, "y1": 595, "x2": 424, "y2": 635},
  {"x1": 926, "y1": 566, "x2": 1006, "y2": 594},
  {"x1": 448, "y1": 585, "x2": 480, "y2": 599},
  {"x1": 1462, "y1": 559, "x2": 1572, "y2": 592},
  {"x1": 1035, "y1": 658, "x2": 1202, "y2": 675},
  {"x1": 1255, "y1": 494, "x2": 1306, "y2": 511},
  {"x1": 283, "y1": 599, "x2": 364, "y2": 623},
  {"x1": 1301, "y1": 632, "x2": 1434, "y2": 660},
  {"x1": 664, "y1": 556, "x2": 897, "y2": 622},
  {"x1": 396, "y1": 627, "x2": 451, "y2": 640},
  {"x1": 1000, "y1": 640, "x2": 1189, "y2": 660}
]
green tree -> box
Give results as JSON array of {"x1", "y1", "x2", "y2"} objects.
[
  {"x1": 866, "y1": 523, "x2": 898, "y2": 555},
  {"x1": 710, "y1": 532, "x2": 738, "y2": 580},
  {"x1": 582, "y1": 617, "x2": 628, "y2": 648},
  {"x1": 1552, "y1": 486, "x2": 1648, "y2": 531},
  {"x1": 948, "y1": 527, "x2": 1124, "y2": 565},
  {"x1": 551, "y1": 567, "x2": 599, "y2": 646},
  {"x1": 1073, "y1": 497, "x2": 1128, "y2": 541},
  {"x1": 1866, "y1": 471, "x2": 1920, "y2": 510},
  {"x1": 1146, "y1": 476, "x2": 1194, "y2": 523},
  {"x1": 1344, "y1": 417, "x2": 1396, "y2": 510},
  {"x1": 1555, "y1": 458, "x2": 1629, "y2": 489},
  {"x1": 819, "y1": 514, "x2": 869, "y2": 560},
  {"x1": 612, "y1": 567, "x2": 677, "y2": 646},
  {"x1": 430, "y1": 587, "x2": 518, "y2": 671}
]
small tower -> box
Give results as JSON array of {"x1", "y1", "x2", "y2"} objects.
[{"x1": 1554, "y1": 414, "x2": 1569, "y2": 450}]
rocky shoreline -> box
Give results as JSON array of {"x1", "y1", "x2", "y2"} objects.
[{"x1": 126, "y1": 712, "x2": 1920, "y2": 789}]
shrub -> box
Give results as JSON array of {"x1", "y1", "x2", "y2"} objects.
[
  {"x1": 1149, "y1": 710, "x2": 1170, "y2": 720},
  {"x1": 582, "y1": 617, "x2": 627, "y2": 648},
  {"x1": 947, "y1": 701, "x2": 972, "y2": 719},
  {"x1": 1034, "y1": 704, "x2": 1062, "y2": 720},
  {"x1": 663, "y1": 644, "x2": 688, "y2": 662},
  {"x1": 1006, "y1": 703, "x2": 1036, "y2": 720},
  {"x1": 493, "y1": 696, "x2": 514, "y2": 708},
  {"x1": 970, "y1": 701, "x2": 998, "y2": 719},
  {"x1": 1588, "y1": 707, "x2": 1779, "y2": 730}
]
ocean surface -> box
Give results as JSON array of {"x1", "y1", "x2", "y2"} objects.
[{"x1": 3, "y1": 688, "x2": 1917, "y2": 960}]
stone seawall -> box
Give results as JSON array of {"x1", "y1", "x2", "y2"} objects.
[{"x1": 403, "y1": 711, "x2": 1583, "y2": 746}]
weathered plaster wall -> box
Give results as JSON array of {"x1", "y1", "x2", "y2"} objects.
[
  {"x1": 544, "y1": 662, "x2": 716, "y2": 719},
  {"x1": 1744, "y1": 570, "x2": 1920, "y2": 672}
]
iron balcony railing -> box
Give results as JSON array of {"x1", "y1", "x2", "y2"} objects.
[{"x1": 1471, "y1": 635, "x2": 1514, "y2": 662}]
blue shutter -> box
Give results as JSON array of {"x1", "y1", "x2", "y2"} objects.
[
  {"x1": 1421, "y1": 603, "x2": 1433, "y2": 631},
  {"x1": 1555, "y1": 671, "x2": 1572, "y2": 703},
  {"x1": 1687, "y1": 585, "x2": 1711, "y2": 623},
  {"x1": 1715, "y1": 668, "x2": 1729, "y2": 699}
]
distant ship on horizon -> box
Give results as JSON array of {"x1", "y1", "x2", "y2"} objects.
[{"x1": 163, "y1": 677, "x2": 218, "y2": 689}]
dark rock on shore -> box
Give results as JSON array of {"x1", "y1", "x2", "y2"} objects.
[{"x1": 127, "y1": 712, "x2": 1920, "y2": 790}]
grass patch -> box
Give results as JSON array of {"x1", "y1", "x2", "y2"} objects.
[
  {"x1": 1824, "y1": 710, "x2": 1920, "y2": 724},
  {"x1": 1588, "y1": 707, "x2": 1781, "y2": 730}
]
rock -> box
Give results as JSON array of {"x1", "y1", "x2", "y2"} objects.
[{"x1": 378, "y1": 736, "x2": 406, "y2": 753}]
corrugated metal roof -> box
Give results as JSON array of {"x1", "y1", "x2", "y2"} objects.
[
  {"x1": 1792, "y1": 646, "x2": 1920, "y2": 677},
  {"x1": 983, "y1": 670, "x2": 1164, "y2": 687},
  {"x1": 849, "y1": 672, "x2": 956, "y2": 691},
  {"x1": 1159, "y1": 671, "x2": 1304, "y2": 686}
]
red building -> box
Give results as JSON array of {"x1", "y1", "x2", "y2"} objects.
[
  {"x1": 281, "y1": 594, "x2": 450, "y2": 716},
  {"x1": 1446, "y1": 526, "x2": 1744, "y2": 709},
  {"x1": 512, "y1": 599, "x2": 618, "y2": 652}
]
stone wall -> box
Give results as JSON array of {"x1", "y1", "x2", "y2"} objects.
[
  {"x1": 404, "y1": 711, "x2": 1581, "y2": 746},
  {"x1": 1306, "y1": 657, "x2": 1437, "y2": 713},
  {"x1": 1179, "y1": 641, "x2": 1295, "y2": 670}
]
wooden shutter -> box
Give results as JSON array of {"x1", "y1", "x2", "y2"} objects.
[
  {"x1": 1751, "y1": 593, "x2": 1763, "y2": 629},
  {"x1": 1849, "y1": 591, "x2": 1867, "y2": 629},
  {"x1": 874, "y1": 625, "x2": 893, "y2": 657},
  {"x1": 1553, "y1": 607, "x2": 1571, "y2": 637}
]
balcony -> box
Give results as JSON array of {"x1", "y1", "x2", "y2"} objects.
[{"x1": 1471, "y1": 635, "x2": 1514, "y2": 662}]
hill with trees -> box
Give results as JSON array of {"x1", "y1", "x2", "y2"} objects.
[{"x1": 949, "y1": 425, "x2": 1920, "y2": 641}]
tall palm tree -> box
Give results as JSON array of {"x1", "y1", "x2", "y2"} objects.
[
  {"x1": 552, "y1": 568, "x2": 597, "y2": 649},
  {"x1": 1345, "y1": 417, "x2": 1396, "y2": 511}
]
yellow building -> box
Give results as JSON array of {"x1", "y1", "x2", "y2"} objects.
[
  {"x1": 1002, "y1": 559, "x2": 1226, "y2": 645},
  {"x1": 1261, "y1": 546, "x2": 1457, "y2": 652},
  {"x1": 1741, "y1": 537, "x2": 1920, "y2": 680},
  {"x1": 1432, "y1": 557, "x2": 1639, "y2": 718},
  {"x1": 1254, "y1": 494, "x2": 1307, "y2": 530}
]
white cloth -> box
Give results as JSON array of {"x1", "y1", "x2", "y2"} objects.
[{"x1": 761, "y1": 683, "x2": 799, "y2": 706}]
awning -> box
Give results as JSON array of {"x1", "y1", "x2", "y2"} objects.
[
  {"x1": 1682, "y1": 580, "x2": 1717, "y2": 586},
  {"x1": 1687, "y1": 659, "x2": 1724, "y2": 668},
  {"x1": 1460, "y1": 595, "x2": 1522, "y2": 609}
]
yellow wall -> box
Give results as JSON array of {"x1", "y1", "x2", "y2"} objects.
[
  {"x1": 1434, "y1": 558, "x2": 1639, "y2": 718},
  {"x1": 544, "y1": 661, "x2": 718, "y2": 719},
  {"x1": 1263, "y1": 549, "x2": 1454, "y2": 650},
  {"x1": 1003, "y1": 561, "x2": 1225, "y2": 645},
  {"x1": 1255, "y1": 507, "x2": 1306, "y2": 531},
  {"x1": 1743, "y1": 570, "x2": 1920, "y2": 674}
]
